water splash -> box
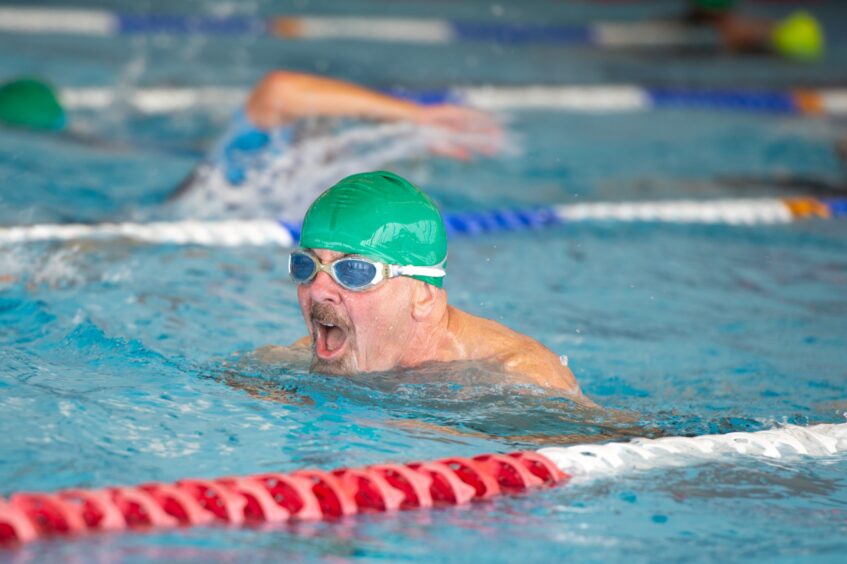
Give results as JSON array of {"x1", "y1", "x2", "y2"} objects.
[{"x1": 167, "y1": 121, "x2": 509, "y2": 221}]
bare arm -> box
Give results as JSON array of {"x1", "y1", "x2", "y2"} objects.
[
  {"x1": 245, "y1": 71, "x2": 502, "y2": 160},
  {"x1": 246, "y1": 71, "x2": 425, "y2": 128}
]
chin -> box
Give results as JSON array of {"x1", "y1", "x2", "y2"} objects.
[{"x1": 310, "y1": 355, "x2": 357, "y2": 376}]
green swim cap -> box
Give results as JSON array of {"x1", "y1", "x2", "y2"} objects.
[
  {"x1": 0, "y1": 78, "x2": 66, "y2": 131},
  {"x1": 300, "y1": 171, "x2": 448, "y2": 287},
  {"x1": 771, "y1": 11, "x2": 824, "y2": 62}
]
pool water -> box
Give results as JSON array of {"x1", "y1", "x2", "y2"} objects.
[{"x1": 2, "y1": 0, "x2": 847, "y2": 561}]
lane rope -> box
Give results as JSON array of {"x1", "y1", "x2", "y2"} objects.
[
  {"x1": 58, "y1": 85, "x2": 847, "y2": 116},
  {"x1": 1, "y1": 422, "x2": 844, "y2": 545},
  {"x1": 0, "y1": 220, "x2": 294, "y2": 247},
  {"x1": 1, "y1": 197, "x2": 843, "y2": 247},
  {"x1": 0, "y1": 7, "x2": 724, "y2": 48},
  {"x1": 0, "y1": 451, "x2": 566, "y2": 544},
  {"x1": 540, "y1": 422, "x2": 847, "y2": 481}
]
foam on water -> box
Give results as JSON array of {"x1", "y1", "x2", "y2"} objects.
[{"x1": 166, "y1": 121, "x2": 508, "y2": 221}]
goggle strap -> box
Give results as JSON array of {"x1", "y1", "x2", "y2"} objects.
[{"x1": 392, "y1": 265, "x2": 446, "y2": 278}]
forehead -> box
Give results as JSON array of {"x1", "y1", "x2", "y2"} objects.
[{"x1": 306, "y1": 248, "x2": 346, "y2": 261}]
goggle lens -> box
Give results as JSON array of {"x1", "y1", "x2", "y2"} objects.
[
  {"x1": 290, "y1": 252, "x2": 318, "y2": 283},
  {"x1": 289, "y1": 251, "x2": 381, "y2": 291},
  {"x1": 334, "y1": 259, "x2": 378, "y2": 289}
]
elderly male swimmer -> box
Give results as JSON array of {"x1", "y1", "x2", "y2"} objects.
[{"x1": 266, "y1": 170, "x2": 588, "y2": 399}]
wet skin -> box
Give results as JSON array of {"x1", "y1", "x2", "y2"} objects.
[{"x1": 267, "y1": 248, "x2": 591, "y2": 403}]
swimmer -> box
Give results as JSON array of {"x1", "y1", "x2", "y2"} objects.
[
  {"x1": 0, "y1": 76, "x2": 204, "y2": 158},
  {"x1": 0, "y1": 73, "x2": 502, "y2": 220},
  {"x1": 167, "y1": 71, "x2": 502, "y2": 219},
  {"x1": 257, "y1": 170, "x2": 594, "y2": 405},
  {"x1": 684, "y1": 0, "x2": 824, "y2": 60},
  {"x1": 0, "y1": 78, "x2": 66, "y2": 132}
]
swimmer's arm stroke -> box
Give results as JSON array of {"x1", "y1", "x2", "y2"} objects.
[
  {"x1": 247, "y1": 71, "x2": 425, "y2": 128},
  {"x1": 245, "y1": 71, "x2": 501, "y2": 159}
]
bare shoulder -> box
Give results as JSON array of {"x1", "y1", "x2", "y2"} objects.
[
  {"x1": 448, "y1": 306, "x2": 525, "y2": 350},
  {"x1": 498, "y1": 340, "x2": 579, "y2": 391},
  {"x1": 449, "y1": 306, "x2": 581, "y2": 393}
]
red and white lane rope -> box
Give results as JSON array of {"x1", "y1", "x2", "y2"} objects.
[
  {"x1": 1, "y1": 423, "x2": 844, "y2": 546},
  {"x1": 0, "y1": 451, "x2": 564, "y2": 544}
]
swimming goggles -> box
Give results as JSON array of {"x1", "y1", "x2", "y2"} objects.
[{"x1": 288, "y1": 249, "x2": 445, "y2": 292}]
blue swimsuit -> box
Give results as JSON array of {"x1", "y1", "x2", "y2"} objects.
[{"x1": 209, "y1": 109, "x2": 295, "y2": 186}]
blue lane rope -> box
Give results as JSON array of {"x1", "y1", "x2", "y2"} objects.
[
  {"x1": 362, "y1": 87, "x2": 834, "y2": 117},
  {"x1": 0, "y1": 8, "x2": 723, "y2": 48},
  {"x1": 2, "y1": 198, "x2": 846, "y2": 247},
  {"x1": 274, "y1": 197, "x2": 847, "y2": 245},
  {"x1": 400, "y1": 88, "x2": 812, "y2": 115},
  {"x1": 646, "y1": 89, "x2": 800, "y2": 115},
  {"x1": 824, "y1": 198, "x2": 847, "y2": 218},
  {"x1": 276, "y1": 208, "x2": 563, "y2": 245},
  {"x1": 449, "y1": 22, "x2": 595, "y2": 45},
  {"x1": 59, "y1": 85, "x2": 847, "y2": 117},
  {"x1": 441, "y1": 207, "x2": 562, "y2": 236}
]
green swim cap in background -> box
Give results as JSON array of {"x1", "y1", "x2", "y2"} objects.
[
  {"x1": 0, "y1": 78, "x2": 66, "y2": 131},
  {"x1": 300, "y1": 171, "x2": 448, "y2": 287},
  {"x1": 771, "y1": 11, "x2": 824, "y2": 62}
]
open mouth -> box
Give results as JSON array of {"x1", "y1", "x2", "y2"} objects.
[
  {"x1": 311, "y1": 304, "x2": 350, "y2": 361},
  {"x1": 315, "y1": 321, "x2": 348, "y2": 359}
]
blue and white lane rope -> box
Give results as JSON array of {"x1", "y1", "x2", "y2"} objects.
[
  {"x1": 0, "y1": 6, "x2": 723, "y2": 48},
  {"x1": 1, "y1": 197, "x2": 844, "y2": 247},
  {"x1": 59, "y1": 86, "x2": 847, "y2": 116}
]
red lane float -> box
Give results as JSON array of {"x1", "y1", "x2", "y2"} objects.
[{"x1": 0, "y1": 451, "x2": 568, "y2": 546}]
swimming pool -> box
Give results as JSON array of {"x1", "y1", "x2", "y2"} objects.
[{"x1": 2, "y1": 0, "x2": 847, "y2": 560}]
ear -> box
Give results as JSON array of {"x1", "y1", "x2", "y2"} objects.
[{"x1": 410, "y1": 281, "x2": 441, "y2": 322}]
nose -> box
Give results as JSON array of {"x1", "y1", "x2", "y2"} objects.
[{"x1": 308, "y1": 270, "x2": 343, "y2": 304}]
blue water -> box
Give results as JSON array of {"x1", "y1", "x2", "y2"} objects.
[{"x1": 2, "y1": 0, "x2": 847, "y2": 561}]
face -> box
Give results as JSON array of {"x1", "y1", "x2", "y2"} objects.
[{"x1": 296, "y1": 248, "x2": 419, "y2": 375}]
